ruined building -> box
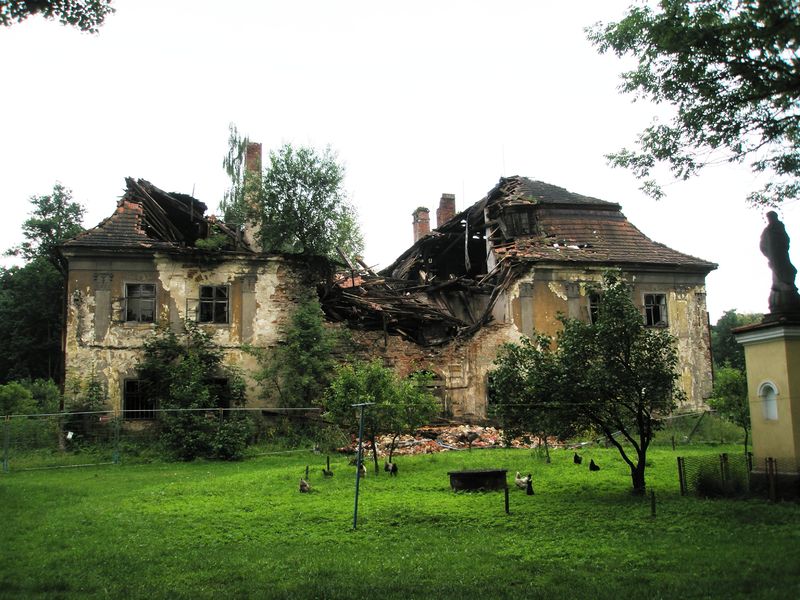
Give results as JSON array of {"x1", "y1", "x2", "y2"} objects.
[
  {"x1": 322, "y1": 176, "x2": 717, "y2": 420},
  {"x1": 61, "y1": 177, "x2": 323, "y2": 416},
  {"x1": 62, "y1": 172, "x2": 716, "y2": 424}
]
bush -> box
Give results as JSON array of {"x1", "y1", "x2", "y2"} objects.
[
  {"x1": 212, "y1": 415, "x2": 253, "y2": 460},
  {"x1": 137, "y1": 323, "x2": 249, "y2": 461}
]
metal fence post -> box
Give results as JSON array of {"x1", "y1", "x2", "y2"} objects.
[
  {"x1": 352, "y1": 402, "x2": 373, "y2": 530},
  {"x1": 720, "y1": 453, "x2": 730, "y2": 493},
  {"x1": 766, "y1": 457, "x2": 777, "y2": 501},
  {"x1": 112, "y1": 411, "x2": 120, "y2": 464},
  {"x1": 3, "y1": 416, "x2": 9, "y2": 473}
]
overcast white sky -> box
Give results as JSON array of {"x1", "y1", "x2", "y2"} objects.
[{"x1": 1, "y1": 0, "x2": 797, "y2": 322}]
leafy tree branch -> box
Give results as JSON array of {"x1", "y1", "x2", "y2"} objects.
[{"x1": 588, "y1": 0, "x2": 800, "y2": 206}]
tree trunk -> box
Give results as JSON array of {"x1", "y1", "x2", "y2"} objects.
[
  {"x1": 630, "y1": 460, "x2": 646, "y2": 495},
  {"x1": 370, "y1": 434, "x2": 379, "y2": 474},
  {"x1": 543, "y1": 434, "x2": 551, "y2": 464}
]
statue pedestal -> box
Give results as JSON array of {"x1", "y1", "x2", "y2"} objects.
[{"x1": 735, "y1": 320, "x2": 800, "y2": 496}]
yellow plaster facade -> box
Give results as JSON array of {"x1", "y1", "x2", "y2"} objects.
[{"x1": 737, "y1": 325, "x2": 800, "y2": 471}]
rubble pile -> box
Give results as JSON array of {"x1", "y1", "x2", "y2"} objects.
[{"x1": 338, "y1": 424, "x2": 559, "y2": 457}]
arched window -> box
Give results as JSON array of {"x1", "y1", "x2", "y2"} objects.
[{"x1": 758, "y1": 382, "x2": 779, "y2": 421}]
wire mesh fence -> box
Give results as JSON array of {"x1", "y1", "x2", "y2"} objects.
[
  {"x1": 657, "y1": 410, "x2": 746, "y2": 447},
  {"x1": 677, "y1": 452, "x2": 751, "y2": 498},
  {"x1": 749, "y1": 456, "x2": 800, "y2": 501},
  {"x1": 677, "y1": 452, "x2": 800, "y2": 499},
  {"x1": 2, "y1": 408, "x2": 340, "y2": 472}
]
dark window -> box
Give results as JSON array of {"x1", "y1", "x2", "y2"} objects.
[
  {"x1": 199, "y1": 285, "x2": 229, "y2": 324},
  {"x1": 123, "y1": 380, "x2": 156, "y2": 420},
  {"x1": 207, "y1": 377, "x2": 231, "y2": 409},
  {"x1": 644, "y1": 293, "x2": 668, "y2": 327},
  {"x1": 125, "y1": 283, "x2": 156, "y2": 323},
  {"x1": 588, "y1": 292, "x2": 602, "y2": 324}
]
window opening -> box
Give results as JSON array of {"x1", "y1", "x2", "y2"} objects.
[
  {"x1": 760, "y1": 382, "x2": 778, "y2": 421},
  {"x1": 123, "y1": 379, "x2": 156, "y2": 420},
  {"x1": 588, "y1": 292, "x2": 601, "y2": 324},
  {"x1": 644, "y1": 293, "x2": 668, "y2": 327},
  {"x1": 207, "y1": 377, "x2": 231, "y2": 409},
  {"x1": 125, "y1": 283, "x2": 156, "y2": 323},
  {"x1": 199, "y1": 285, "x2": 229, "y2": 324}
]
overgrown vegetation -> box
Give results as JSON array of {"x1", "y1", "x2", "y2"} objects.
[
  {"x1": 250, "y1": 296, "x2": 341, "y2": 409},
  {"x1": 489, "y1": 334, "x2": 575, "y2": 462},
  {"x1": 2, "y1": 445, "x2": 798, "y2": 599},
  {"x1": 1, "y1": 183, "x2": 85, "y2": 384},
  {"x1": 136, "y1": 322, "x2": 250, "y2": 460},
  {"x1": 220, "y1": 124, "x2": 364, "y2": 260},
  {"x1": 323, "y1": 360, "x2": 440, "y2": 471},
  {"x1": 489, "y1": 273, "x2": 684, "y2": 493}
]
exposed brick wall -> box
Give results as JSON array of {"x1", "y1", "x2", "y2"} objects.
[{"x1": 343, "y1": 321, "x2": 520, "y2": 423}]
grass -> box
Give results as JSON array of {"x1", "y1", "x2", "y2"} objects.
[{"x1": 1, "y1": 444, "x2": 798, "y2": 599}]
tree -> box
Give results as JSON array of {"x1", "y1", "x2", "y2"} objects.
[
  {"x1": 488, "y1": 334, "x2": 576, "y2": 462},
  {"x1": 323, "y1": 360, "x2": 438, "y2": 473},
  {"x1": 221, "y1": 127, "x2": 364, "y2": 261},
  {"x1": 0, "y1": 259, "x2": 64, "y2": 382},
  {"x1": 1, "y1": 0, "x2": 115, "y2": 32},
  {"x1": 250, "y1": 295, "x2": 341, "y2": 409},
  {"x1": 559, "y1": 274, "x2": 684, "y2": 493},
  {"x1": 711, "y1": 309, "x2": 762, "y2": 370},
  {"x1": 136, "y1": 323, "x2": 249, "y2": 461},
  {"x1": 383, "y1": 371, "x2": 440, "y2": 463},
  {"x1": 709, "y1": 366, "x2": 750, "y2": 454},
  {"x1": 7, "y1": 182, "x2": 85, "y2": 275},
  {"x1": 0, "y1": 381, "x2": 36, "y2": 416},
  {"x1": 220, "y1": 124, "x2": 259, "y2": 231},
  {"x1": 1, "y1": 184, "x2": 85, "y2": 384},
  {"x1": 20, "y1": 378, "x2": 61, "y2": 414},
  {"x1": 492, "y1": 273, "x2": 683, "y2": 493},
  {"x1": 588, "y1": 1, "x2": 800, "y2": 206}
]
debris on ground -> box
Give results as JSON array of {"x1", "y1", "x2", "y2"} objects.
[{"x1": 337, "y1": 424, "x2": 560, "y2": 457}]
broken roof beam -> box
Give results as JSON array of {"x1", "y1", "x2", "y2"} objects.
[{"x1": 126, "y1": 179, "x2": 186, "y2": 243}]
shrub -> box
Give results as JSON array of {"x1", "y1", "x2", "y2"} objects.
[{"x1": 137, "y1": 322, "x2": 249, "y2": 461}]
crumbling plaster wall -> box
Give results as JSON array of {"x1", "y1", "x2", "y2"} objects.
[
  {"x1": 507, "y1": 266, "x2": 713, "y2": 409},
  {"x1": 64, "y1": 253, "x2": 314, "y2": 411}
]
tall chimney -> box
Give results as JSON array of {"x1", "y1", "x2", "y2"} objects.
[
  {"x1": 436, "y1": 193, "x2": 456, "y2": 228},
  {"x1": 412, "y1": 207, "x2": 430, "y2": 242},
  {"x1": 245, "y1": 142, "x2": 262, "y2": 175},
  {"x1": 242, "y1": 142, "x2": 263, "y2": 252}
]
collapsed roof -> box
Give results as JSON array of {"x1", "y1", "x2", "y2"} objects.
[
  {"x1": 62, "y1": 178, "x2": 245, "y2": 253},
  {"x1": 384, "y1": 176, "x2": 717, "y2": 280},
  {"x1": 321, "y1": 176, "x2": 717, "y2": 346}
]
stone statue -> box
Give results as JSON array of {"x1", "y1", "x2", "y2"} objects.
[{"x1": 760, "y1": 211, "x2": 800, "y2": 316}]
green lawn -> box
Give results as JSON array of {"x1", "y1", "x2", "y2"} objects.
[{"x1": 1, "y1": 444, "x2": 798, "y2": 599}]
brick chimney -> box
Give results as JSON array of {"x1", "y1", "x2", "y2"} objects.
[
  {"x1": 436, "y1": 193, "x2": 456, "y2": 228},
  {"x1": 245, "y1": 142, "x2": 262, "y2": 175},
  {"x1": 412, "y1": 207, "x2": 430, "y2": 242},
  {"x1": 242, "y1": 142, "x2": 263, "y2": 252}
]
